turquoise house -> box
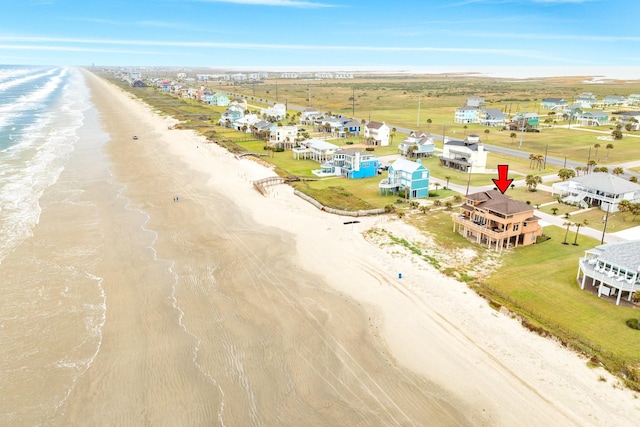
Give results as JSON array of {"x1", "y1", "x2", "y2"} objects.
[
  {"x1": 454, "y1": 106, "x2": 478, "y2": 124},
  {"x1": 203, "y1": 93, "x2": 230, "y2": 107},
  {"x1": 379, "y1": 158, "x2": 430, "y2": 199}
]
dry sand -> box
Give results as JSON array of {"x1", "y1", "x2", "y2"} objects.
[{"x1": 55, "y1": 70, "x2": 640, "y2": 426}]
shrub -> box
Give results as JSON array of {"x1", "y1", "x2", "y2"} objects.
[
  {"x1": 626, "y1": 319, "x2": 640, "y2": 330},
  {"x1": 365, "y1": 147, "x2": 375, "y2": 152},
  {"x1": 345, "y1": 141, "x2": 354, "y2": 145}
]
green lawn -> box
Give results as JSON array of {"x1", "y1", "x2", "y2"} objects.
[
  {"x1": 570, "y1": 206, "x2": 640, "y2": 232},
  {"x1": 483, "y1": 226, "x2": 640, "y2": 376}
]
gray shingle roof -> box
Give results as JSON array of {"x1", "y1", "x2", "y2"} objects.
[
  {"x1": 593, "y1": 241, "x2": 640, "y2": 272},
  {"x1": 571, "y1": 172, "x2": 640, "y2": 195}
]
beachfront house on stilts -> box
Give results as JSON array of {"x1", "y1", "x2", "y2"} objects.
[
  {"x1": 577, "y1": 241, "x2": 640, "y2": 305},
  {"x1": 452, "y1": 190, "x2": 542, "y2": 252}
]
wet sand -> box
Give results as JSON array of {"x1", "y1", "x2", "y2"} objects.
[{"x1": 6, "y1": 70, "x2": 637, "y2": 426}]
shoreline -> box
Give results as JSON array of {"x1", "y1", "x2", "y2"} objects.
[{"x1": 66, "y1": 69, "x2": 639, "y2": 425}]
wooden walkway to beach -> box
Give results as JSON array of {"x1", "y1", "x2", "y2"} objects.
[{"x1": 253, "y1": 176, "x2": 299, "y2": 196}]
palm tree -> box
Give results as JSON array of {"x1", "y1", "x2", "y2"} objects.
[
  {"x1": 613, "y1": 167, "x2": 624, "y2": 176},
  {"x1": 562, "y1": 221, "x2": 572, "y2": 245},
  {"x1": 572, "y1": 220, "x2": 587, "y2": 245},
  {"x1": 631, "y1": 202, "x2": 640, "y2": 222},
  {"x1": 536, "y1": 154, "x2": 545, "y2": 171},
  {"x1": 557, "y1": 168, "x2": 575, "y2": 181},
  {"x1": 630, "y1": 176, "x2": 638, "y2": 183},
  {"x1": 606, "y1": 143, "x2": 614, "y2": 159},
  {"x1": 426, "y1": 118, "x2": 432, "y2": 129},
  {"x1": 510, "y1": 132, "x2": 517, "y2": 144},
  {"x1": 463, "y1": 125, "x2": 468, "y2": 135},
  {"x1": 391, "y1": 127, "x2": 396, "y2": 145},
  {"x1": 587, "y1": 159, "x2": 597, "y2": 173},
  {"x1": 484, "y1": 129, "x2": 490, "y2": 142},
  {"x1": 445, "y1": 175, "x2": 451, "y2": 190},
  {"x1": 433, "y1": 182, "x2": 441, "y2": 195},
  {"x1": 618, "y1": 199, "x2": 631, "y2": 221},
  {"x1": 525, "y1": 174, "x2": 542, "y2": 191},
  {"x1": 593, "y1": 143, "x2": 600, "y2": 158},
  {"x1": 529, "y1": 153, "x2": 537, "y2": 169}
]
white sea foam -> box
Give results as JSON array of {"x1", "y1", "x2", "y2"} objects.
[
  {"x1": 0, "y1": 68, "x2": 88, "y2": 264},
  {"x1": 0, "y1": 67, "x2": 58, "y2": 93}
]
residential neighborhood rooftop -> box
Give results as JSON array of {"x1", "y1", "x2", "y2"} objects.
[
  {"x1": 467, "y1": 190, "x2": 534, "y2": 215},
  {"x1": 570, "y1": 172, "x2": 640, "y2": 194}
]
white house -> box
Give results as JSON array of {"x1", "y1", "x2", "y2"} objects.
[
  {"x1": 615, "y1": 111, "x2": 640, "y2": 131},
  {"x1": 364, "y1": 121, "x2": 390, "y2": 146},
  {"x1": 398, "y1": 131, "x2": 435, "y2": 158},
  {"x1": 261, "y1": 103, "x2": 287, "y2": 121},
  {"x1": 268, "y1": 125, "x2": 299, "y2": 149},
  {"x1": 466, "y1": 96, "x2": 485, "y2": 107},
  {"x1": 438, "y1": 134, "x2": 488, "y2": 173},
  {"x1": 292, "y1": 138, "x2": 340, "y2": 162},
  {"x1": 233, "y1": 114, "x2": 260, "y2": 132},
  {"x1": 300, "y1": 108, "x2": 324, "y2": 124},
  {"x1": 551, "y1": 172, "x2": 640, "y2": 211},
  {"x1": 577, "y1": 241, "x2": 640, "y2": 305}
]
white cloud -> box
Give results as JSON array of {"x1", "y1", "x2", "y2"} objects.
[{"x1": 192, "y1": 0, "x2": 338, "y2": 7}]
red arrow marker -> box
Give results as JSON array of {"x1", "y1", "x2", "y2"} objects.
[{"x1": 492, "y1": 164, "x2": 513, "y2": 194}]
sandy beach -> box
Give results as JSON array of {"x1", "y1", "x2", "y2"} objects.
[{"x1": 33, "y1": 70, "x2": 639, "y2": 425}]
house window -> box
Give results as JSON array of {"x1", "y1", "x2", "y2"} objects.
[
  {"x1": 422, "y1": 171, "x2": 427, "y2": 179},
  {"x1": 513, "y1": 223, "x2": 520, "y2": 231}
]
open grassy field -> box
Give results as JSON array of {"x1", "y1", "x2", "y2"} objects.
[{"x1": 223, "y1": 76, "x2": 640, "y2": 165}]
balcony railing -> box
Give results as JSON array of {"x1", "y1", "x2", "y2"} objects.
[
  {"x1": 580, "y1": 258, "x2": 640, "y2": 292},
  {"x1": 453, "y1": 214, "x2": 510, "y2": 239}
]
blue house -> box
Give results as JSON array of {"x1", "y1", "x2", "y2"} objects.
[
  {"x1": 454, "y1": 106, "x2": 479, "y2": 124},
  {"x1": 379, "y1": 158, "x2": 430, "y2": 199},
  {"x1": 341, "y1": 119, "x2": 361, "y2": 136},
  {"x1": 332, "y1": 149, "x2": 379, "y2": 179}
]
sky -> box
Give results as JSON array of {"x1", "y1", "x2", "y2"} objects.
[{"x1": 1, "y1": 0, "x2": 639, "y2": 77}]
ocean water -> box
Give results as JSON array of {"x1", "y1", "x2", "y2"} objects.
[{"x1": 0, "y1": 66, "x2": 110, "y2": 424}]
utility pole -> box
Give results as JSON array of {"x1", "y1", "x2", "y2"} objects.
[
  {"x1": 601, "y1": 202, "x2": 611, "y2": 244},
  {"x1": 519, "y1": 108, "x2": 526, "y2": 148},
  {"x1": 352, "y1": 88, "x2": 355, "y2": 116}
]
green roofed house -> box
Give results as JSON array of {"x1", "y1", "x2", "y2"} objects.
[{"x1": 577, "y1": 241, "x2": 640, "y2": 305}]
